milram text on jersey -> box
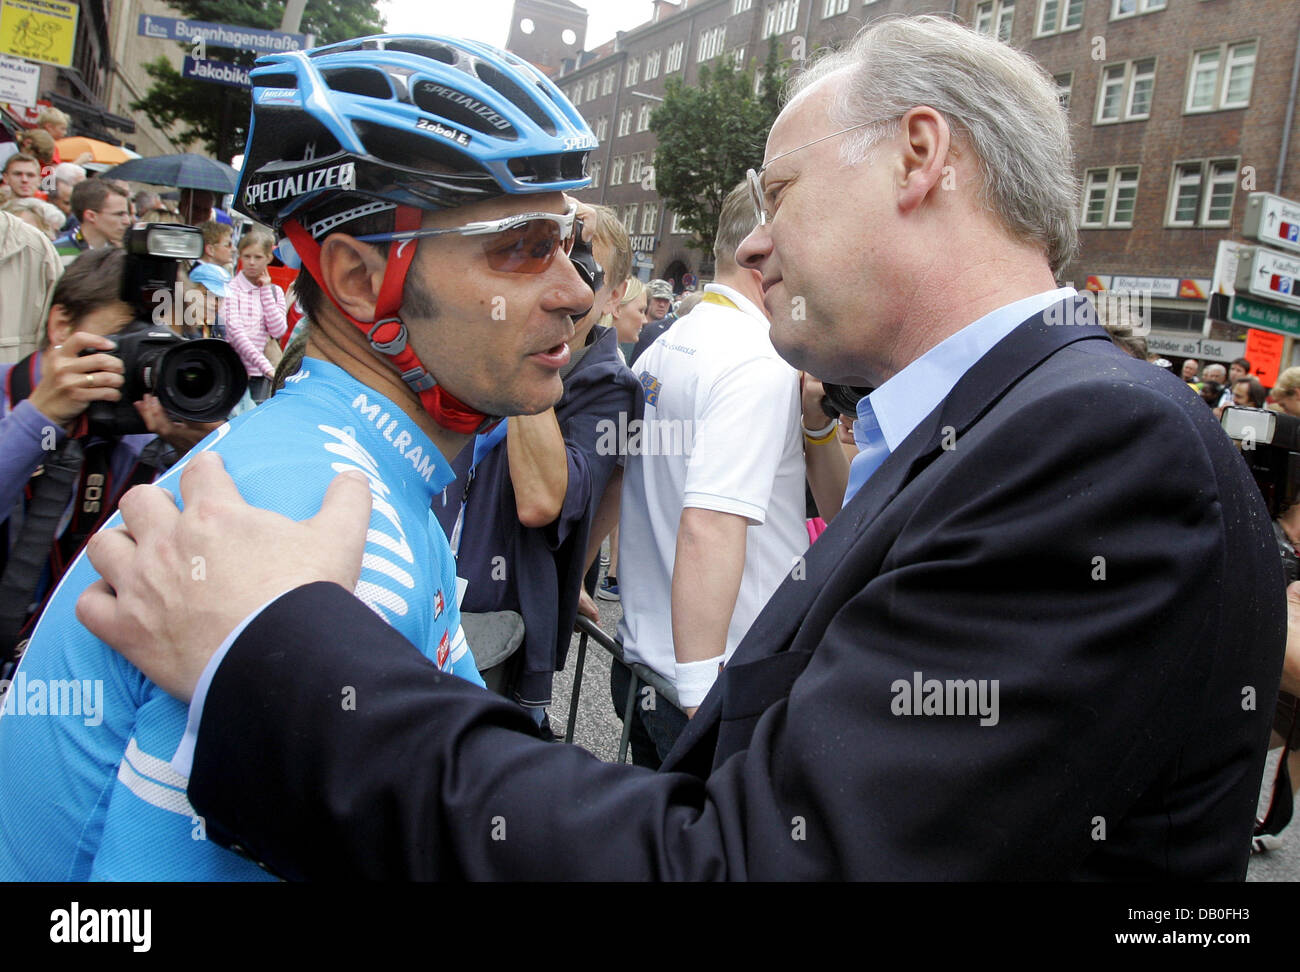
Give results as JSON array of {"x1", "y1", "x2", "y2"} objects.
[{"x1": 0, "y1": 357, "x2": 483, "y2": 880}]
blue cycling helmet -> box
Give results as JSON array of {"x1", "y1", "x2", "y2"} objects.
[{"x1": 237, "y1": 33, "x2": 596, "y2": 232}]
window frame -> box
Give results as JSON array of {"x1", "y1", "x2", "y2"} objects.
[
  {"x1": 1185, "y1": 41, "x2": 1256, "y2": 113},
  {"x1": 823, "y1": 0, "x2": 850, "y2": 17},
  {"x1": 1094, "y1": 57, "x2": 1156, "y2": 125},
  {"x1": 641, "y1": 202, "x2": 659, "y2": 235},
  {"x1": 1082, "y1": 165, "x2": 1141, "y2": 229},
  {"x1": 1110, "y1": 0, "x2": 1165, "y2": 21},
  {"x1": 1035, "y1": 0, "x2": 1083, "y2": 37},
  {"x1": 1054, "y1": 71, "x2": 1073, "y2": 110}
]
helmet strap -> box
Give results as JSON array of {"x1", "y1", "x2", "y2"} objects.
[{"x1": 282, "y1": 210, "x2": 499, "y2": 435}]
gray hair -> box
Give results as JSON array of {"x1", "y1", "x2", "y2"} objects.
[
  {"x1": 51, "y1": 162, "x2": 86, "y2": 188},
  {"x1": 1, "y1": 195, "x2": 64, "y2": 237},
  {"x1": 787, "y1": 14, "x2": 1079, "y2": 275}
]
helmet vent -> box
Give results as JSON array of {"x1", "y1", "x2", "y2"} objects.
[
  {"x1": 254, "y1": 73, "x2": 298, "y2": 89},
  {"x1": 383, "y1": 39, "x2": 458, "y2": 64},
  {"x1": 473, "y1": 62, "x2": 556, "y2": 137},
  {"x1": 352, "y1": 120, "x2": 488, "y2": 177},
  {"x1": 322, "y1": 68, "x2": 393, "y2": 100}
]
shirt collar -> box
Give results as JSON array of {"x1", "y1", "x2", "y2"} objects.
[
  {"x1": 861, "y1": 287, "x2": 1078, "y2": 451},
  {"x1": 703, "y1": 282, "x2": 767, "y2": 325}
]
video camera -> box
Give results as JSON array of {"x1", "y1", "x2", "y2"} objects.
[
  {"x1": 1221, "y1": 405, "x2": 1300, "y2": 754},
  {"x1": 1220, "y1": 406, "x2": 1300, "y2": 522},
  {"x1": 83, "y1": 224, "x2": 246, "y2": 437}
]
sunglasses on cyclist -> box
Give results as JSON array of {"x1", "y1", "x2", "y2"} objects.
[{"x1": 353, "y1": 202, "x2": 578, "y2": 274}]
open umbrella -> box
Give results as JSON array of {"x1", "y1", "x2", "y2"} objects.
[
  {"x1": 56, "y1": 136, "x2": 139, "y2": 167},
  {"x1": 104, "y1": 153, "x2": 239, "y2": 195}
]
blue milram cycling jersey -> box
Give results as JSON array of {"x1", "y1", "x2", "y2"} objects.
[{"x1": 0, "y1": 357, "x2": 483, "y2": 880}]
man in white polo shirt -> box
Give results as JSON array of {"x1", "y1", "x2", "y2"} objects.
[{"x1": 613, "y1": 182, "x2": 807, "y2": 767}]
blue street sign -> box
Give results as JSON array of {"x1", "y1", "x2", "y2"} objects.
[
  {"x1": 183, "y1": 56, "x2": 252, "y2": 89},
  {"x1": 137, "y1": 14, "x2": 306, "y2": 53}
]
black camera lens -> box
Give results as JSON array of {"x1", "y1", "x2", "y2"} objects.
[{"x1": 155, "y1": 340, "x2": 246, "y2": 421}]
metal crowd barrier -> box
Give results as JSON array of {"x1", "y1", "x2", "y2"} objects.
[{"x1": 564, "y1": 615, "x2": 683, "y2": 763}]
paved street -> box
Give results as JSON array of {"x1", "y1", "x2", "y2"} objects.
[{"x1": 548, "y1": 585, "x2": 1298, "y2": 880}]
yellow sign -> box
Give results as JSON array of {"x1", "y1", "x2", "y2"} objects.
[{"x1": 0, "y1": 0, "x2": 78, "y2": 68}]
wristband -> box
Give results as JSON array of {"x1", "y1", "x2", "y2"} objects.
[
  {"x1": 803, "y1": 418, "x2": 838, "y2": 445},
  {"x1": 675, "y1": 654, "x2": 726, "y2": 708}
]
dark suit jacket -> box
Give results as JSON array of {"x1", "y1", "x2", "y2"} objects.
[{"x1": 189, "y1": 298, "x2": 1286, "y2": 879}]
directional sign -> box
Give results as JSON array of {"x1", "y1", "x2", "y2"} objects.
[
  {"x1": 1227, "y1": 293, "x2": 1300, "y2": 338},
  {"x1": 1235, "y1": 246, "x2": 1300, "y2": 310},
  {"x1": 183, "y1": 56, "x2": 251, "y2": 89},
  {"x1": 1243, "y1": 192, "x2": 1300, "y2": 256},
  {"x1": 137, "y1": 14, "x2": 306, "y2": 53}
]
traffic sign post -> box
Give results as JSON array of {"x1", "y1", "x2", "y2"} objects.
[
  {"x1": 1243, "y1": 192, "x2": 1300, "y2": 256},
  {"x1": 1234, "y1": 246, "x2": 1300, "y2": 310}
]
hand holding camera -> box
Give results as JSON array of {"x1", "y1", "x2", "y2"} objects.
[{"x1": 27, "y1": 331, "x2": 126, "y2": 428}]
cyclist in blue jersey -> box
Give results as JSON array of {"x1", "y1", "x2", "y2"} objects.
[{"x1": 0, "y1": 34, "x2": 596, "y2": 880}]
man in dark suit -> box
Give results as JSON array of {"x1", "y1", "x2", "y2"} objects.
[{"x1": 79, "y1": 16, "x2": 1284, "y2": 879}]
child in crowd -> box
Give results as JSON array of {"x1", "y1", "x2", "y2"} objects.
[{"x1": 224, "y1": 227, "x2": 287, "y2": 404}]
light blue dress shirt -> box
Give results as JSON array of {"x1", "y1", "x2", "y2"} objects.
[{"x1": 844, "y1": 287, "x2": 1078, "y2": 505}]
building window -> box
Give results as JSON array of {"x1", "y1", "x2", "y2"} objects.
[
  {"x1": 1111, "y1": 0, "x2": 1165, "y2": 19},
  {"x1": 636, "y1": 104, "x2": 653, "y2": 131},
  {"x1": 595, "y1": 116, "x2": 608, "y2": 141},
  {"x1": 610, "y1": 156, "x2": 625, "y2": 185},
  {"x1": 623, "y1": 205, "x2": 638, "y2": 232},
  {"x1": 762, "y1": 0, "x2": 800, "y2": 38},
  {"x1": 754, "y1": 67, "x2": 766, "y2": 95},
  {"x1": 671, "y1": 211, "x2": 687, "y2": 234},
  {"x1": 1095, "y1": 58, "x2": 1155, "y2": 123},
  {"x1": 570, "y1": 85, "x2": 582, "y2": 106},
  {"x1": 1082, "y1": 166, "x2": 1140, "y2": 228},
  {"x1": 602, "y1": 69, "x2": 616, "y2": 95},
  {"x1": 1167, "y1": 159, "x2": 1239, "y2": 227},
  {"x1": 617, "y1": 109, "x2": 633, "y2": 137},
  {"x1": 641, "y1": 203, "x2": 658, "y2": 234},
  {"x1": 733, "y1": 0, "x2": 754, "y2": 12},
  {"x1": 823, "y1": 0, "x2": 849, "y2": 16},
  {"x1": 1054, "y1": 72, "x2": 1072, "y2": 110},
  {"x1": 629, "y1": 152, "x2": 645, "y2": 183},
  {"x1": 1186, "y1": 41, "x2": 1257, "y2": 113},
  {"x1": 974, "y1": 1, "x2": 1014, "y2": 42},
  {"x1": 699, "y1": 25, "x2": 727, "y2": 61},
  {"x1": 586, "y1": 76, "x2": 599, "y2": 100},
  {"x1": 729, "y1": 47, "x2": 747, "y2": 71},
  {"x1": 1036, "y1": 0, "x2": 1083, "y2": 36},
  {"x1": 589, "y1": 161, "x2": 602, "y2": 189},
  {"x1": 666, "y1": 41, "x2": 684, "y2": 73},
  {"x1": 645, "y1": 50, "x2": 661, "y2": 79},
  {"x1": 626, "y1": 57, "x2": 640, "y2": 87}
]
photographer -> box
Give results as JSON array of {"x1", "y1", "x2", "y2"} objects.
[{"x1": 0, "y1": 247, "x2": 216, "y2": 666}]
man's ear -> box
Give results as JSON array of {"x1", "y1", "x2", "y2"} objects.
[
  {"x1": 897, "y1": 105, "x2": 952, "y2": 214},
  {"x1": 603, "y1": 278, "x2": 629, "y2": 318},
  {"x1": 317, "y1": 234, "x2": 388, "y2": 323},
  {"x1": 45, "y1": 304, "x2": 74, "y2": 346}
]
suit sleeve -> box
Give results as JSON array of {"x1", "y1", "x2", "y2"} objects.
[{"x1": 188, "y1": 381, "x2": 1282, "y2": 879}]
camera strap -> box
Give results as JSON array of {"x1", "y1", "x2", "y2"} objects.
[{"x1": 0, "y1": 437, "x2": 82, "y2": 670}]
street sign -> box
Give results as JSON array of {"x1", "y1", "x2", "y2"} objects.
[
  {"x1": 0, "y1": 51, "x2": 38, "y2": 106},
  {"x1": 1243, "y1": 192, "x2": 1300, "y2": 256},
  {"x1": 1226, "y1": 293, "x2": 1300, "y2": 338},
  {"x1": 137, "y1": 14, "x2": 306, "y2": 53},
  {"x1": 0, "y1": 0, "x2": 78, "y2": 68},
  {"x1": 183, "y1": 56, "x2": 251, "y2": 89},
  {"x1": 1235, "y1": 246, "x2": 1300, "y2": 310}
]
